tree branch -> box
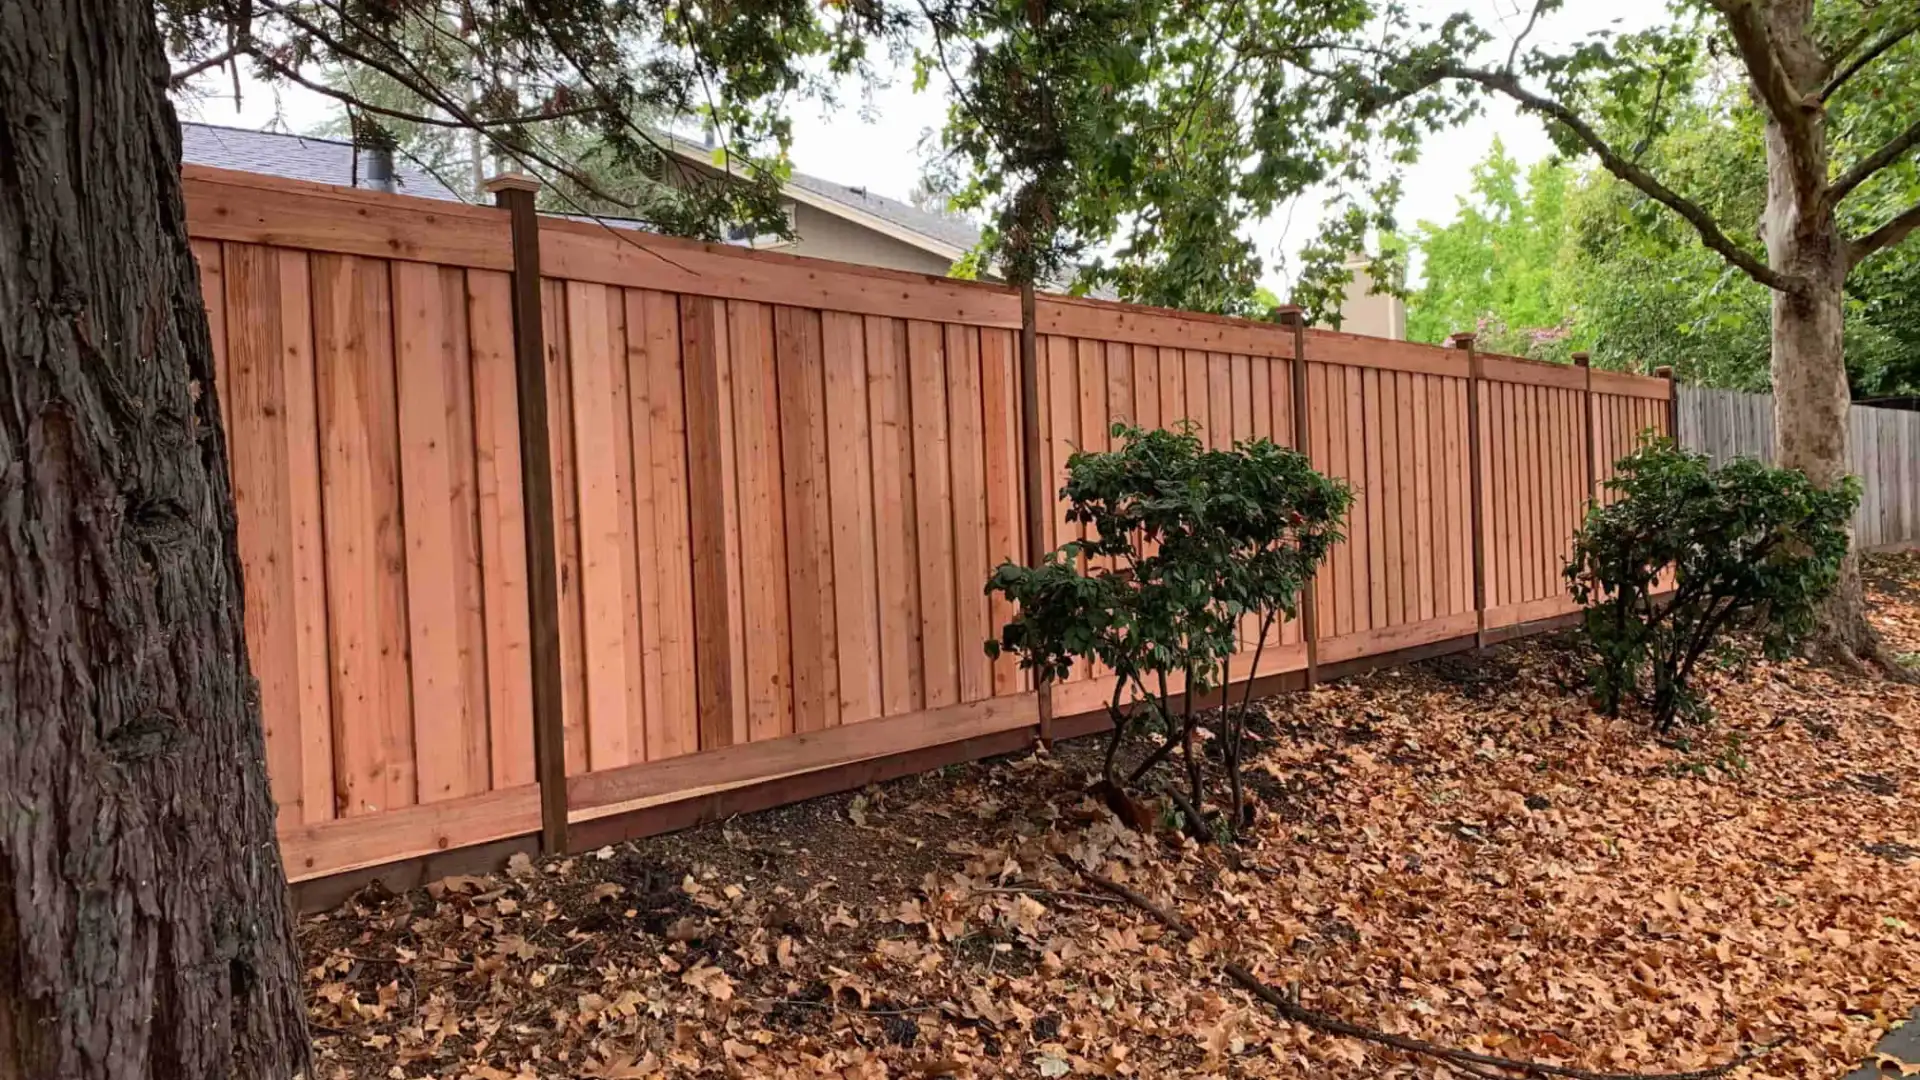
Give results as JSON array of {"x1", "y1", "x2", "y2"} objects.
[
  {"x1": 1851, "y1": 199, "x2": 1920, "y2": 266},
  {"x1": 1226, "y1": 964, "x2": 1774, "y2": 1080},
  {"x1": 169, "y1": 44, "x2": 247, "y2": 88},
  {"x1": 1411, "y1": 63, "x2": 1787, "y2": 291},
  {"x1": 1821, "y1": 18, "x2": 1919, "y2": 102},
  {"x1": 1829, "y1": 117, "x2": 1920, "y2": 203}
]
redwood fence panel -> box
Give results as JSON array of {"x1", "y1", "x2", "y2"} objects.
[{"x1": 183, "y1": 165, "x2": 1674, "y2": 884}]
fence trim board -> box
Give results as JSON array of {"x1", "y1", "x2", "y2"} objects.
[
  {"x1": 185, "y1": 166, "x2": 512, "y2": 271},
  {"x1": 1303, "y1": 330, "x2": 1465, "y2": 378},
  {"x1": 565, "y1": 694, "x2": 1040, "y2": 819},
  {"x1": 1036, "y1": 296, "x2": 1298, "y2": 358},
  {"x1": 281, "y1": 785, "x2": 542, "y2": 882},
  {"x1": 1476, "y1": 351, "x2": 1589, "y2": 391},
  {"x1": 539, "y1": 221, "x2": 1023, "y2": 329}
]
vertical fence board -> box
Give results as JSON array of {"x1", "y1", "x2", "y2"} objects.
[
  {"x1": 729, "y1": 302, "x2": 794, "y2": 743},
  {"x1": 868, "y1": 316, "x2": 924, "y2": 715},
  {"x1": 313, "y1": 253, "x2": 416, "y2": 815},
  {"x1": 823, "y1": 312, "x2": 883, "y2": 724},
  {"x1": 224, "y1": 243, "x2": 315, "y2": 826},
  {"x1": 562, "y1": 281, "x2": 633, "y2": 770},
  {"x1": 777, "y1": 307, "x2": 840, "y2": 734},
  {"x1": 395, "y1": 262, "x2": 492, "y2": 798},
  {"x1": 908, "y1": 321, "x2": 959, "y2": 708},
  {"x1": 981, "y1": 328, "x2": 1025, "y2": 695},
  {"x1": 543, "y1": 281, "x2": 590, "y2": 772},
  {"x1": 468, "y1": 271, "x2": 535, "y2": 786},
  {"x1": 948, "y1": 325, "x2": 993, "y2": 704},
  {"x1": 681, "y1": 295, "x2": 741, "y2": 749}
]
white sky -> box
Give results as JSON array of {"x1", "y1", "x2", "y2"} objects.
[{"x1": 173, "y1": 0, "x2": 1674, "y2": 295}]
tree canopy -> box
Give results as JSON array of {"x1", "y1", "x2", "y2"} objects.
[{"x1": 1405, "y1": 36, "x2": 1920, "y2": 397}]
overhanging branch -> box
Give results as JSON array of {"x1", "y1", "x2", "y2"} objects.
[
  {"x1": 1821, "y1": 18, "x2": 1920, "y2": 102},
  {"x1": 1851, "y1": 200, "x2": 1920, "y2": 266},
  {"x1": 1414, "y1": 63, "x2": 1787, "y2": 292},
  {"x1": 1830, "y1": 117, "x2": 1920, "y2": 203}
]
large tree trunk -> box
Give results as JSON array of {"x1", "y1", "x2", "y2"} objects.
[
  {"x1": 1759, "y1": 60, "x2": 1876, "y2": 662},
  {"x1": 0, "y1": 1, "x2": 311, "y2": 1076}
]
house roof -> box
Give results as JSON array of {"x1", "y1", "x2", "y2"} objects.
[
  {"x1": 656, "y1": 137, "x2": 982, "y2": 262},
  {"x1": 781, "y1": 171, "x2": 980, "y2": 259},
  {"x1": 178, "y1": 121, "x2": 464, "y2": 201}
]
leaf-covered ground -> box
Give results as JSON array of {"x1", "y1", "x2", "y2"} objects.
[{"x1": 303, "y1": 554, "x2": 1920, "y2": 1079}]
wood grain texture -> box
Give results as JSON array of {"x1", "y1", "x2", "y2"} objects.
[
  {"x1": 775, "y1": 306, "x2": 839, "y2": 733},
  {"x1": 312, "y1": 253, "x2": 415, "y2": 815},
  {"x1": 728, "y1": 302, "x2": 794, "y2": 743},
  {"x1": 542, "y1": 281, "x2": 589, "y2": 773},
  {"x1": 947, "y1": 325, "x2": 993, "y2": 703},
  {"x1": 394, "y1": 261, "x2": 492, "y2": 800},
  {"x1": 681, "y1": 295, "x2": 741, "y2": 750},
  {"x1": 909, "y1": 320, "x2": 959, "y2": 708},
  {"x1": 467, "y1": 271, "x2": 535, "y2": 787},
  {"x1": 822, "y1": 311, "x2": 883, "y2": 723},
  {"x1": 222, "y1": 243, "x2": 331, "y2": 825},
  {"x1": 868, "y1": 316, "x2": 924, "y2": 714},
  {"x1": 980, "y1": 327, "x2": 1025, "y2": 695},
  {"x1": 632, "y1": 291, "x2": 698, "y2": 759}
]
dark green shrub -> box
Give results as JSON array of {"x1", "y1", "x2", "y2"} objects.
[
  {"x1": 1566, "y1": 440, "x2": 1859, "y2": 730},
  {"x1": 986, "y1": 423, "x2": 1351, "y2": 835}
]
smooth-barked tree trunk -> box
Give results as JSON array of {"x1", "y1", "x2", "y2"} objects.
[
  {"x1": 0, "y1": 1, "x2": 310, "y2": 1076},
  {"x1": 1758, "y1": 2, "x2": 1878, "y2": 664}
]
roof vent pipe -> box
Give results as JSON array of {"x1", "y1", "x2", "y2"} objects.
[{"x1": 356, "y1": 143, "x2": 396, "y2": 193}]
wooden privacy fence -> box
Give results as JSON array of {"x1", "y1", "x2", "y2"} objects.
[
  {"x1": 182, "y1": 165, "x2": 1674, "y2": 885},
  {"x1": 1676, "y1": 384, "x2": 1920, "y2": 550}
]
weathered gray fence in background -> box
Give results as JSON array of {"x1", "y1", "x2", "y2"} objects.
[{"x1": 1676, "y1": 384, "x2": 1918, "y2": 550}]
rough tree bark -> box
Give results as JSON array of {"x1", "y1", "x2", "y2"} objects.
[{"x1": 0, "y1": 1, "x2": 311, "y2": 1076}]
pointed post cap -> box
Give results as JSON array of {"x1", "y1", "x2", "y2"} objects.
[
  {"x1": 483, "y1": 172, "x2": 541, "y2": 196},
  {"x1": 1446, "y1": 331, "x2": 1476, "y2": 349},
  {"x1": 1571, "y1": 351, "x2": 1590, "y2": 368}
]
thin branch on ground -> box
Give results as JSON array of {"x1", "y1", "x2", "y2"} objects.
[
  {"x1": 1054, "y1": 853, "x2": 1196, "y2": 941},
  {"x1": 1224, "y1": 963, "x2": 1774, "y2": 1080}
]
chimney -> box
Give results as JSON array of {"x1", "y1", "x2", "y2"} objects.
[{"x1": 356, "y1": 142, "x2": 396, "y2": 193}]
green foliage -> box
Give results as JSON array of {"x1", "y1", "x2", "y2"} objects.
[
  {"x1": 1406, "y1": 139, "x2": 1572, "y2": 350},
  {"x1": 985, "y1": 423, "x2": 1350, "y2": 829},
  {"x1": 1405, "y1": 8, "x2": 1920, "y2": 396},
  {"x1": 164, "y1": 0, "x2": 900, "y2": 238},
  {"x1": 915, "y1": 0, "x2": 1483, "y2": 310},
  {"x1": 1567, "y1": 442, "x2": 1859, "y2": 730}
]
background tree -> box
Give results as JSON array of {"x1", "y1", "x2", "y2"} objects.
[
  {"x1": 1404, "y1": 138, "x2": 1574, "y2": 354},
  {"x1": 922, "y1": 0, "x2": 1918, "y2": 661},
  {"x1": 1406, "y1": 66, "x2": 1920, "y2": 398},
  {"x1": 1379, "y1": 1, "x2": 1920, "y2": 663}
]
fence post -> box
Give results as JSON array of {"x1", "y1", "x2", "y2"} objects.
[
  {"x1": 486, "y1": 173, "x2": 569, "y2": 856},
  {"x1": 1654, "y1": 365, "x2": 1679, "y2": 442},
  {"x1": 1018, "y1": 280, "x2": 1054, "y2": 746},
  {"x1": 1450, "y1": 332, "x2": 1486, "y2": 651},
  {"x1": 1573, "y1": 352, "x2": 1596, "y2": 505},
  {"x1": 1279, "y1": 308, "x2": 1319, "y2": 688}
]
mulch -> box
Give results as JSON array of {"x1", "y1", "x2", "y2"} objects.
[{"x1": 300, "y1": 555, "x2": 1920, "y2": 1078}]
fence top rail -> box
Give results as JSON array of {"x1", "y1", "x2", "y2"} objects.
[
  {"x1": 183, "y1": 164, "x2": 513, "y2": 271},
  {"x1": 1589, "y1": 367, "x2": 1673, "y2": 399},
  {"x1": 1306, "y1": 329, "x2": 1465, "y2": 378},
  {"x1": 537, "y1": 211, "x2": 1027, "y2": 328}
]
